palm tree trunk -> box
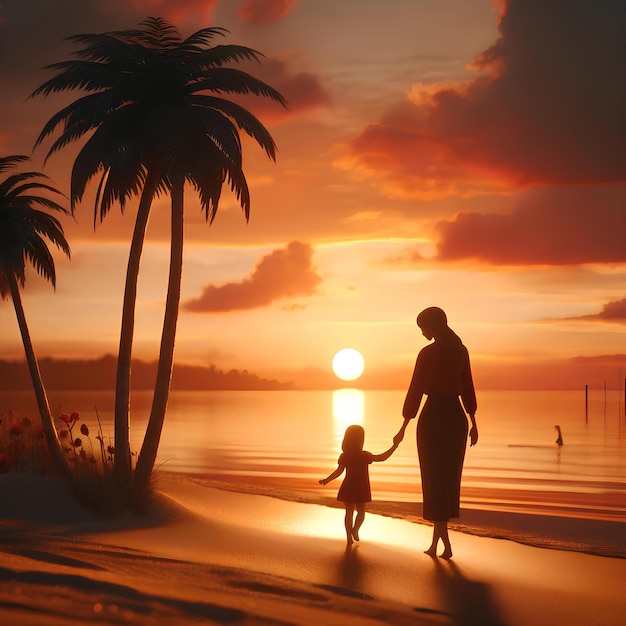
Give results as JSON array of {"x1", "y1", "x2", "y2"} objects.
[
  {"x1": 8, "y1": 274, "x2": 71, "y2": 481},
  {"x1": 134, "y1": 179, "x2": 184, "y2": 493},
  {"x1": 113, "y1": 170, "x2": 159, "y2": 482}
]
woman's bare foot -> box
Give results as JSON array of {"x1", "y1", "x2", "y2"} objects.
[
  {"x1": 346, "y1": 535, "x2": 354, "y2": 546},
  {"x1": 352, "y1": 529, "x2": 360, "y2": 542},
  {"x1": 424, "y1": 545, "x2": 437, "y2": 557},
  {"x1": 440, "y1": 548, "x2": 453, "y2": 560}
]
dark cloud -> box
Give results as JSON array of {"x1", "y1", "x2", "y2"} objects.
[
  {"x1": 345, "y1": 0, "x2": 626, "y2": 195},
  {"x1": 434, "y1": 185, "x2": 626, "y2": 265},
  {"x1": 185, "y1": 241, "x2": 321, "y2": 312},
  {"x1": 572, "y1": 298, "x2": 626, "y2": 324},
  {"x1": 230, "y1": 57, "x2": 332, "y2": 122},
  {"x1": 237, "y1": 0, "x2": 298, "y2": 25}
]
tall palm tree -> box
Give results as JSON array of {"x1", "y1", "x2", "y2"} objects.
[
  {"x1": 32, "y1": 18, "x2": 287, "y2": 492},
  {"x1": 0, "y1": 155, "x2": 71, "y2": 480}
]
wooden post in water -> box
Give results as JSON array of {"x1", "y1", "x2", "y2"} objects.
[{"x1": 585, "y1": 384, "x2": 588, "y2": 423}]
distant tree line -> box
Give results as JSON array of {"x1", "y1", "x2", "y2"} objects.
[{"x1": 0, "y1": 355, "x2": 292, "y2": 391}]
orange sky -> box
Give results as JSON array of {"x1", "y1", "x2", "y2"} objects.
[{"x1": 1, "y1": 0, "x2": 625, "y2": 390}]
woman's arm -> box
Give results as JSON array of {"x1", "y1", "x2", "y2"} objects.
[
  {"x1": 402, "y1": 356, "x2": 424, "y2": 420},
  {"x1": 319, "y1": 465, "x2": 344, "y2": 485},
  {"x1": 371, "y1": 442, "x2": 399, "y2": 462},
  {"x1": 396, "y1": 355, "x2": 423, "y2": 443},
  {"x1": 394, "y1": 417, "x2": 412, "y2": 444}
]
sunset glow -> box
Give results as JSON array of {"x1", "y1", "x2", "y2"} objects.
[{"x1": 0, "y1": 1, "x2": 624, "y2": 392}]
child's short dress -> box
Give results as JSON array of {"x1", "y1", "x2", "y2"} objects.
[{"x1": 337, "y1": 450, "x2": 373, "y2": 503}]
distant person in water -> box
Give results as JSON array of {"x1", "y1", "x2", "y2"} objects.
[
  {"x1": 555, "y1": 425, "x2": 563, "y2": 446},
  {"x1": 394, "y1": 307, "x2": 478, "y2": 559},
  {"x1": 320, "y1": 424, "x2": 398, "y2": 545}
]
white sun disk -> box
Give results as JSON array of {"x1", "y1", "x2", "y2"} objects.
[{"x1": 332, "y1": 348, "x2": 365, "y2": 381}]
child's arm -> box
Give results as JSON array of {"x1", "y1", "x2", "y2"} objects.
[
  {"x1": 371, "y1": 441, "x2": 399, "y2": 462},
  {"x1": 319, "y1": 465, "x2": 344, "y2": 485}
]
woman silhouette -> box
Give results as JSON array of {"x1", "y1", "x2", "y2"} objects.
[{"x1": 394, "y1": 307, "x2": 478, "y2": 559}]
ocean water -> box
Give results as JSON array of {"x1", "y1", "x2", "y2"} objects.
[{"x1": 2, "y1": 388, "x2": 624, "y2": 523}]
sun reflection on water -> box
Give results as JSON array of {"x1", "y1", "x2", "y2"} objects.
[{"x1": 332, "y1": 388, "x2": 365, "y2": 447}]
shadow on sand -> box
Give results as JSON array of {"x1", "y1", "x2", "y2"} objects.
[
  {"x1": 328, "y1": 544, "x2": 507, "y2": 626},
  {"x1": 427, "y1": 556, "x2": 507, "y2": 626}
]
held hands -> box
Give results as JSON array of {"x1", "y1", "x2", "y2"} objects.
[{"x1": 393, "y1": 430, "x2": 405, "y2": 446}]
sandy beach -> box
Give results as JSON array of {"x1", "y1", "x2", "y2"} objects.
[{"x1": 1, "y1": 473, "x2": 624, "y2": 626}]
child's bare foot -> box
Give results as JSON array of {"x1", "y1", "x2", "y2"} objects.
[
  {"x1": 424, "y1": 546, "x2": 437, "y2": 557},
  {"x1": 440, "y1": 548, "x2": 453, "y2": 560},
  {"x1": 352, "y1": 529, "x2": 360, "y2": 542},
  {"x1": 346, "y1": 535, "x2": 354, "y2": 546}
]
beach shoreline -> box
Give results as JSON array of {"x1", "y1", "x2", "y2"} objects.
[
  {"x1": 167, "y1": 473, "x2": 626, "y2": 560},
  {"x1": 1, "y1": 473, "x2": 625, "y2": 626}
]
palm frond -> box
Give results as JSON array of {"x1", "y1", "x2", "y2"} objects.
[
  {"x1": 190, "y1": 69, "x2": 288, "y2": 113},
  {"x1": 180, "y1": 26, "x2": 229, "y2": 49},
  {"x1": 0, "y1": 155, "x2": 29, "y2": 173},
  {"x1": 0, "y1": 157, "x2": 70, "y2": 294},
  {"x1": 180, "y1": 43, "x2": 263, "y2": 67},
  {"x1": 190, "y1": 95, "x2": 279, "y2": 160}
]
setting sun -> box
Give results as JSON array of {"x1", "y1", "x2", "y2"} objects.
[{"x1": 332, "y1": 348, "x2": 365, "y2": 381}]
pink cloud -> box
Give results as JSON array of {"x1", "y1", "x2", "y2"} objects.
[
  {"x1": 185, "y1": 241, "x2": 321, "y2": 312},
  {"x1": 434, "y1": 186, "x2": 626, "y2": 265},
  {"x1": 237, "y1": 0, "x2": 298, "y2": 25},
  {"x1": 344, "y1": 0, "x2": 626, "y2": 195}
]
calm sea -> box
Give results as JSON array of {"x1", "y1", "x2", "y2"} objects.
[{"x1": 2, "y1": 389, "x2": 624, "y2": 523}]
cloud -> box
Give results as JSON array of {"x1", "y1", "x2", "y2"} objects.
[
  {"x1": 184, "y1": 241, "x2": 321, "y2": 312},
  {"x1": 342, "y1": 0, "x2": 626, "y2": 197},
  {"x1": 434, "y1": 185, "x2": 626, "y2": 265},
  {"x1": 237, "y1": 0, "x2": 298, "y2": 24},
  {"x1": 571, "y1": 298, "x2": 626, "y2": 324},
  {"x1": 231, "y1": 57, "x2": 332, "y2": 122}
]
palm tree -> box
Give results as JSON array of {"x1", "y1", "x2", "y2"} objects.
[
  {"x1": 0, "y1": 155, "x2": 72, "y2": 480},
  {"x1": 32, "y1": 18, "x2": 286, "y2": 493}
]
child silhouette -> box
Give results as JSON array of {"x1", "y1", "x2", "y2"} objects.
[{"x1": 319, "y1": 424, "x2": 398, "y2": 545}]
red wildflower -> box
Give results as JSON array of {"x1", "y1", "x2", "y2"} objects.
[
  {"x1": 80, "y1": 424, "x2": 89, "y2": 436},
  {"x1": 107, "y1": 446, "x2": 115, "y2": 455},
  {"x1": 73, "y1": 438, "x2": 83, "y2": 448},
  {"x1": 70, "y1": 412, "x2": 80, "y2": 423},
  {"x1": 59, "y1": 429, "x2": 69, "y2": 438},
  {"x1": 21, "y1": 416, "x2": 33, "y2": 428},
  {"x1": 59, "y1": 413, "x2": 72, "y2": 425}
]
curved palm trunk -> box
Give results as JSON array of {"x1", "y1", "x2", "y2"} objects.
[
  {"x1": 113, "y1": 170, "x2": 159, "y2": 482},
  {"x1": 134, "y1": 179, "x2": 184, "y2": 493},
  {"x1": 8, "y1": 275, "x2": 71, "y2": 481}
]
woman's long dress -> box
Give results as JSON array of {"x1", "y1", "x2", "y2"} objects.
[{"x1": 403, "y1": 338, "x2": 477, "y2": 521}]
